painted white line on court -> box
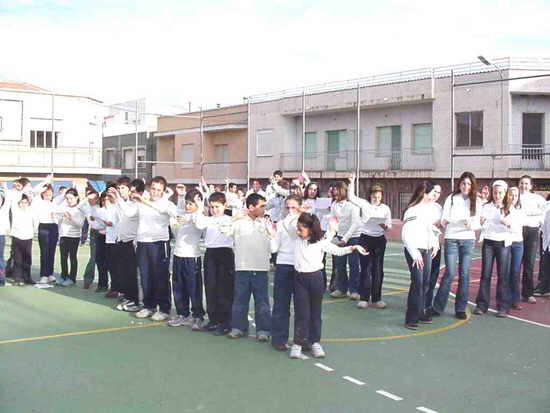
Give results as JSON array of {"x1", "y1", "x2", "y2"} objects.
[
  {"x1": 376, "y1": 390, "x2": 403, "y2": 401},
  {"x1": 314, "y1": 363, "x2": 334, "y2": 372},
  {"x1": 342, "y1": 376, "x2": 365, "y2": 386},
  {"x1": 417, "y1": 407, "x2": 438, "y2": 413}
]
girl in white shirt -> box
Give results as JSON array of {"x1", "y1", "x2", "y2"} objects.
[
  {"x1": 507, "y1": 186, "x2": 525, "y2": 311},
  {"x1": 433, "y1": 171, "x2": 481, "y2": 319},
  {"x1": 9, "y1": 194, "x2": 39, "y2": 285},
  {"x1": 290, "y1": 213, "x2": 367, "y2": 359},
  {"x1": 474, "y1": 180, "x2": 519, "y2": 317},
  {"x1": 54, "y1": 188, "x2": 86, "y2": 287},
  {"x1": 348, "y1": 175, "x2": 392, "y2": 309},
  {"x1": 401, "y1": 181, "x2": 440, "y2": 330}
]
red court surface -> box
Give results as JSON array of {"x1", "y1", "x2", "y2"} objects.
[{"x1": 449, "y1": 258, "x2": 550, "y2": 326}]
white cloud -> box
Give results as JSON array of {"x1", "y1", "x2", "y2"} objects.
[{"x1": 1, "y1": 0, "x2": 549, "y2": 110}]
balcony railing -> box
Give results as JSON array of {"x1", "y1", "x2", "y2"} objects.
[
  {"x1": 280, "y1": 148, "x2": 434, "y2": 172},
  {"x1": 0, "y1": 146, "x2": 102, "y2": 169},
  {"x1": 508, "y1": 144, "x2": 550, "y2": 170}
]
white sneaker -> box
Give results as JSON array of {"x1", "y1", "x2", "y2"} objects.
[
  {"x1": 370, "y1": 301, "x2": 387, "y2": 309},
  {"x1": 136, "y1": 308, "x2": 155, "y2": 319},
  {"x1": 311, "y1": 343, "x2": 326, "y2": 358},
  {"x1": 357, "y1": 300, "x2": 368, "y2": 309},
  {"x1": 290, "y1": 344, "x2": 302, "y2": 359},
  {"x1": 330, "y1": 290, "x2": 347, "y2": 298},
  {"x1": 151, "y1": 311, "x2": 170, "y2": 322},
  {"x1": 39, "y1": 276, "x2": 49, "y2": 284},
  {"x1": 47, "y1": 276, "x2": 57, "y2": 283},
  {"x1": 349, "y1": 292, "x2": 361, "y2": 301}
]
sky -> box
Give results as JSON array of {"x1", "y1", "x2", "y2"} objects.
[{"x1": 1, "y1": 0, "x2": 549, "y2": 111}]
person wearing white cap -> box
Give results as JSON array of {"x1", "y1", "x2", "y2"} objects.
[{"x1": 474, "y1": 180, "x2": 520, "y2": 318}]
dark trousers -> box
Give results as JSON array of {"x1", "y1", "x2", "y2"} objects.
[
  {"x1": 272, "y1": 264, "x2": 295, "y2": 346},
  {"x1": 404, "y1": 248, "x2": 432, "y2": 325},
  {"x1": 105, "y1": 243, "x2": 120, "y2": 292},
  {"x1": 476, "y1": 239, "x2": 511, "y2": 312},
  {"x1": 11, "y1": 237, "x2": 32, "y2": 283},
  {"x1": 539, "y1": 249, "x2": 550, "y2": 293},
  {"x1": 38, "y1": 223, "x2": 58, "y2": 277},
  {"x1": 95, "y1": 234, "x2": 108, "y2": 289},
  {"x1": 117, "y1": 241, "x2": 139, "y2": 303},
  {"x1": 425, "y1": 247, "x2": 441, "y2": 311},
  {"x1": 521, "y1": 227, "x2": 539, "y2": 299},
  {"x1": 293, "y1": 271, "x2": 325, "y2": 346},
  {"x1": 59, "y1": 236, "x2": 80, "y2": 282},
  {"x1": 204, "y1": 247, "x2": 234, "y2": 327},
  {"x1": 359, "y1": 234, "x2": 387, "y2": 302},
  {"x1": 231, "y1": 271, "x2": 271, "y2": 334},
  {"x1": 172, "y1": 256, "x2": 205, "y2": 318},
  {"x1": 137, "y1": 241, "x2": 171, "y2": 313}
]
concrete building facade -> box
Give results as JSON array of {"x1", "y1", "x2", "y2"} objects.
[{"x1": 248, "y1": 57, "x2": 550, "y2": 216}]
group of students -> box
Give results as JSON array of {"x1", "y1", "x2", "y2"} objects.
[{"x1": 1, "y1": 170, "x2": 549, "y2": 358}]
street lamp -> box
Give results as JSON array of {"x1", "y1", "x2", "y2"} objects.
[{"x1": 478, "y1": 56, "x2": 505, "y2": 156}]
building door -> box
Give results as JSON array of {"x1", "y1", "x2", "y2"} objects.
[
  {"x1": 522, "y1": 113, "x2": 543, "y2": 168},
  {"x1": 327, "y1": 131, "x2": 340, "y2": 171}
]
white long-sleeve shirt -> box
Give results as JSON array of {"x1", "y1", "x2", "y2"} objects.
[
  {"x1": 10, "y1": 204, "x2": 38, "y2": 240},
  {"x1": 330, "y1": 200, "x2": 361, "y2": 242},
  {"x1": 0, "y1": 193, "x2": 11, "y2": 236},
  {"x1": 520, "y1": 192, "x2": 546, "y2": 228},
  {"x1": 88, "y1": 205, "x2": 107, "y2": 234},
  {"x1": 117, "y1": 198, "x2": 176, "y2": 243},
  {"x1": 265, "y1": 184, "x2": 286, "y2": 222},
  {"x1": 541, "y1": 208, "x2": 550, "y2": 252},
  {"x1": 402, "y1": 202, "x2": 439, "y2": 261},
  {"x1": 441, "y1": 193, "x2": 482, "y2": 240},
  {"x1": 221, "y1": 215, "x2": 273, "y2": 271},
  {"x1": 174, "y1": 212, "x2": 203, "y2": 258},
  {"x1": 294, "y1": 238, "x2": 355, "y2": 273},
  {"x1": 480, "y1": 203, "x2": 521, "y2": 246},
  {"x1": 55, "y1": 205, "x2": 85, "y2": 238},
  {"x1": 100, "y1": 205, "x2": 120, "y2": 244},
  {"x1": 115, "y1": 198, "x2": 139, "y2": 242},
  {"x1": 194, "y1": 213, "x2": 233, "y2": 249},
  {"x1": 508, "y1": 206, "x2": 525, "y2": 243},
  {"x1": 271, "y1": 213, "x2": 300, "y2": 266}
]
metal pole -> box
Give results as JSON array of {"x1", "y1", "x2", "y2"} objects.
[
  {"x1": 355, "y1": 84, "x2": 360, "y2": 195},
  {"x1": 199, "y1": 108, "x2": 204, "y2": 178},
  {"x1": 134, "y1": 100, "x2": 139, "y2": 179},
  {"x1": 246, "y1": 97, "x2": 251, "y2": 191},
  {"x1": 450, "y1": 69, "x2": 455, "y2": 191},
  {"x1": 301, "y1": 90, "x2": 305, "y2": 172},
  {"x1": 50, "y1": 94, "x2": 55, "y2": 176}
]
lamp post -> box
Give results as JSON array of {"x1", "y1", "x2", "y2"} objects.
[{"x1": 478, "y1": 56, "x2": 505, "y2": 156}]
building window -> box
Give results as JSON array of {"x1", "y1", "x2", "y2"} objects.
[
  {"x1": 123, "y1": 148, "x2": 134, "y2": 170},
  {"x1": 456, "y1": 111, "x2": 483, "y2": 147},
  {"x1": 305, "y1": 132, "x2": 316, "y2": 158},
  {"x1": 215, "y1": 144, "x2": 229, "y2": 162},
  {"x1": 256, "y1": 130, "x2": 273, "y2": 157},
  {"x1": 104, "y1": 149, "x2": 116, "y2": 168},
  {"x1": 326, "y1": 130, "x2": 347, "y2": 171},
  {"x1": 412, "y1": 124, "x2": 432, "y2": 153},
  {"x1": 137, "y1": 147, "x2": 146, "y2": 168},
  {"x1": 181, "y1": 144, "x2": 194, "y2": 168},
  {"x1": 376, "y1": 126, "x2": 401, "y2": 156},
  {"x1": 29, "y1": 130, "x2": 59, "y2": 148}
]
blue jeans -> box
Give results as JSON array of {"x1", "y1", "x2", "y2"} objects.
[
  {"x1": 425, "y1": 247, "x2": 441, "y2": 311},
  {"x1": 137, "y1": 241, "x2": 171, "y2": 313},
  {"x1": 83, "y1": 230, "x2": 97, "y2": 284},
  {"x1": 476, "y1": 239, "x2": 511, "y2": 312},
  {"x1": 271, "y1": 264, "x2": 295, "y2": 346},
  {"x1": 334, "y1": 236, "x2": 361, "y2": 294},
  {"x1": 434, "y1": 239, "x2": 475, "y2": 314},
  {"x1": 231, "y1": 271, "x2": 271, "y2": 335},
  {"x1": 38, "y1": 223, "x2": 58, "y2": 277},
  {"x1": 509, "y1": 241, "x2": 524, "y2": 304},
  {"x1": 0, "y1": 235, "x2": 5, "y2": 281},
  {"x1": 172, "y1": 256, "x2": 205, "y2": 318},
  {"x1": 359, "y1": 234, "x2": 386, "y2": 303},
  {"x1": 404, "y1": 248, "x2": 432, "y2": 324}
]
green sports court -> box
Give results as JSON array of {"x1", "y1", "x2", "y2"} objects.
[{"x1": 1, "y1": 240, "x2": 549, "y2": 413}]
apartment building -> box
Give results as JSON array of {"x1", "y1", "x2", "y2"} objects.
[
  {"x1": 154, "y1": 104, "x2": 248, "y2": 185},
  {"x1": 248, "y1": 57, "x2": 550, "y2": 216},
  {"x1": 0, "y1": 81, "x2": 120, "y2": 190},
  {"x1": 102, "y1": 98, "x2": 157, "y2": 181}
]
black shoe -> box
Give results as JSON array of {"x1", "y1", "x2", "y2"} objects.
[
  {"x1": 472, "y1": 307, "x2": 484, "y2": 315},
  {"x1": 272, "y1": 343, "x2": 288, "y2": 352},
  {"x1": 213, "y1": 326, "x2": 230, "y2": 336},
  {"x1": 24, "y1": 279, "x2": 36, "y2": 285},
  {"x1": 431, "y1": 309, "x2": 441, "y2": 317},
  {"x1": 200, "y1": 321, "x2": 220, "y2": 332},
  {"x1": 455, "y1": 312, "x2": 467, "y2": 320},
  {"x1": 95, "y1": 286, "x2": 108, "y2": 293},
  {"x1": 420, "y1": 317, "x2": 433, "y2": 324},
  {"x1": 405, "y1": 323, "x2": 419, "y2": 330}
]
